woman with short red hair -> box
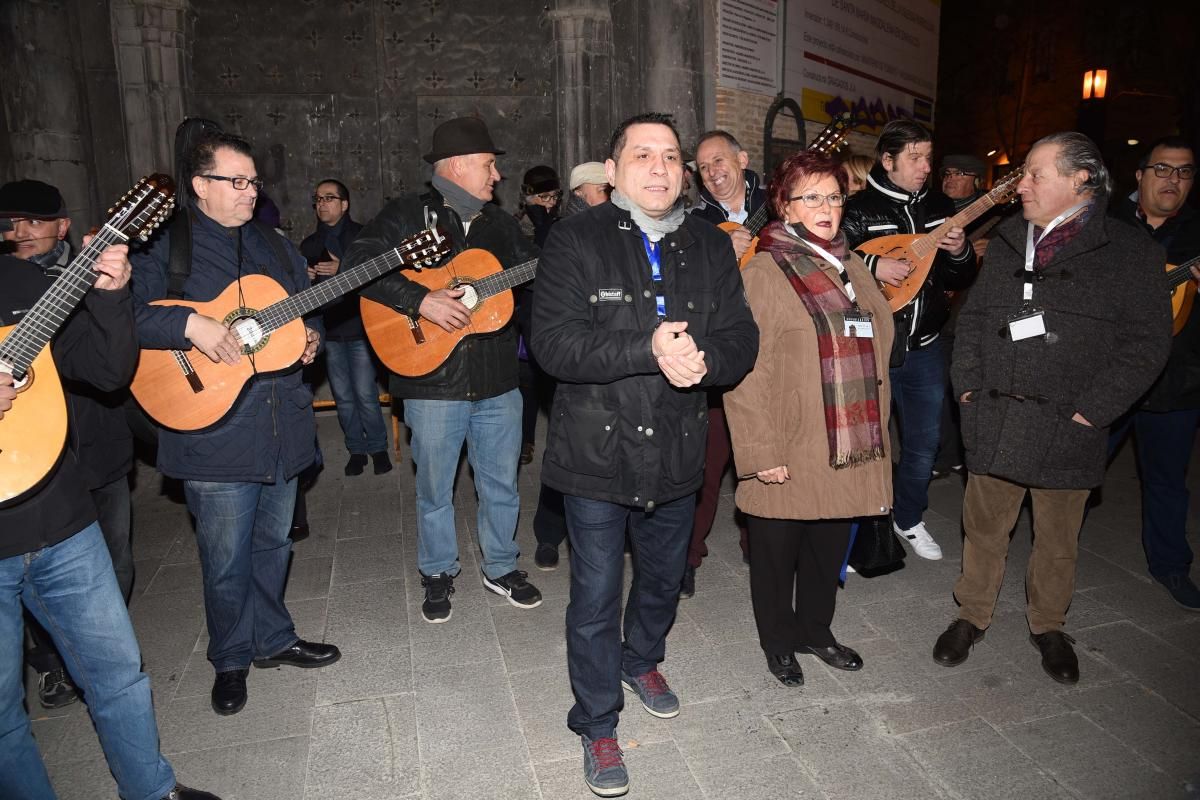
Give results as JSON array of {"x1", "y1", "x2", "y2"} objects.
[{"x1": 725, "y1": 150, "x2": 895, "y2": 686}]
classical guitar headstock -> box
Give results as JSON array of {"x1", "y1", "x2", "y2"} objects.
[
  {"x1": 398, "y1": 226, "x2": 452, "y2": 270},
  {"x1": 990, "y1": 165, "x2": 1025, "y2": 204},
  {"x1": 808, "y1": 112, "x2": 853, "y2": 155},
  {"x1": 106, "y1": 174, "x2": 176, "y2": 241}
]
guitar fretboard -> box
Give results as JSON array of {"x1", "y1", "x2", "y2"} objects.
[
  {"x1": 468, "y1": 258, "x2": 539, "y2": 301},
  {"x1": 0, "y1": 223, "x2": 131, "y2": 377},
  {"x1": 1167, "y1": 256, "x2": 1200, "y2": 289},
  {"x1": 910, "y1": 179, "x2": 1019, "y2": 261}
]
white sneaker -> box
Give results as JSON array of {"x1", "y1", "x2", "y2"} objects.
[
  {"x1": 845, "y1": 564, "x2": 856, "y2": 574},
  {"x1": 893, "y1": 520, "x2": 943, "y2": 560}
]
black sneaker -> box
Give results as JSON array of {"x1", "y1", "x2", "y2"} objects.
[
  {"x1": 482, "y1": 569, "x2": 543, "y2": 608},
  {"x1": 420, "y1": 572, "x2": 455, "y2": 623},
  {"x1": 38, "y1": 668, "x2": 79, "y2": 709},
  {"x1": 679, "y1": 565, "x2": 696, "y2": 599},
  {"x1": 534, "y1": 543, "x2": 559, "y2": 571}
]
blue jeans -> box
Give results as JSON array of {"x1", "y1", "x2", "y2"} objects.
[
  {"x1": 405, "y1": 389, "x2": 522, "y2": 579},
  {"x1": 890, "y1": 338, "x2": 945, "y2": 529},
  {"x1": 563, "y1": 493, "x2": 693, "y2": 740},
  {"x1": 0, "y1": 524, "x2": 175, "y2": 800},
  {"x1": 184, "y1": 465, "x2": 299, "y2": 673},
  {"x1": 325, "y1": 338, "x2": 388, "y2": 455},
  {"x1": 1111, "y1": 409, "x2": 1200, "y2": 579}
]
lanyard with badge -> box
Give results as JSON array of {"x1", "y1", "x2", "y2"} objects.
[
  {"x1": 800, "y1": 236, "x2": 874, "y2": 339},
  {"x1": 640, "y1": 231, "x2": 667, "y2": 319},
  {"x1": 1011, "y1": 202, "x2": 1088, "y2": 341}
]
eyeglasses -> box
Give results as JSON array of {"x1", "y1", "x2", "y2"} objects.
[
  {"x1": 942, "y1": 168, "x2": 978, "y2": 178},
  {"x1": 201, "y1": 174, "x2": 264, "y2": 191},
  {"x1": 787, "y1": 192, "x2": 847, "y2": 208},
  {"x1": 1148, "y1": 163, "x2": 1196, "y2": 180},
  {"x1": 312, "y1": 194, "x2": 344, "y2": 205},
  {"x1": 532, "y1": 191, "x2": 562, "y2": 203}
]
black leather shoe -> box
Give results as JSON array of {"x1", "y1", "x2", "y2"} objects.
[
  {"x1": 798, "y1": 642, "x2": 863, "y2": 671},
  {"x1": 1031, "y1": 631, "x2": 1079, "y2": 684},
  {"x1": 162, "y1": 784, "x2": 222, "y2": 800},
  {"x1": 289, "y1": 522, "x2": 310, "y2": 542},
  {"x1": 933, "y1": 619, "x2": 986, "y2": 667},
  {"x1": 253, "y1": 639, "x2": 341, "y2": 669},
  {"x1": 211, "y1": 669, "x2": 248, "y2": 716},
  {"x1": 766, "y1": 653, "x2": 804, "y2": 686}
]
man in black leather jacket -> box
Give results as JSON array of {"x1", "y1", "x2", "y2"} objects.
[
  {"x1": 841, "y1": 120, "x2": 976, "y2": 561},
  {"x1": 344, "y1": 116, "x2": 542, "y2": 624}
]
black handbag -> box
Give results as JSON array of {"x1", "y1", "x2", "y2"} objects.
[{"x1": 848, "y1": 515, "x2": 906, "y2": 576}]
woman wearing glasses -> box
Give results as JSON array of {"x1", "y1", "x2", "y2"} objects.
[{"x1": 724, "y1": 150, "x2": 894, "y2": 687}]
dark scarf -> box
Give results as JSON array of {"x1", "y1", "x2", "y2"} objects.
[
  {"x1": 1032, "y1": 202, "x2": 1094, "y2": 271},
  {"x1": 432, "y1": 174, "x2": 486, "y2": 222},
  {"x1": 758, "y1": 221, "x2": 885, "y2": 468},
  {"x1": 29, "y1": 239, "x2": 69, "y2": 278}
]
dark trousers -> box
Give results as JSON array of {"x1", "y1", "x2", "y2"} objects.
[
  {"x1": 890, "y1": 338, "x2": 945, "y2": 529},
  {"x1": 563, "y1": 493, "x2": 693, "y2": 740},
  {"x1": 518, "y1": 359, "x2": 539, "y2": 446},
  {"x1": 1113, "y1": 409, "x2": 1200, "y2": 579},
  {"x1": 746, "y1": 515, "x2": 851, "y2": 655},
  {"x1": 533, "y1": 483, "x2": 568, "y2": 548},
  {"x1": 688, "y1": 405, "x2": 749, "y2": 568}
]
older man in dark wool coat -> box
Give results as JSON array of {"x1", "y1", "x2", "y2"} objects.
[{"x1": 933, "y1": 132, "x2": 1172, "y2": 684}]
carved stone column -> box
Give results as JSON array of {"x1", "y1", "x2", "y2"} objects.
[
  {"x1": 640, "y1": 0, "x2": 705, "y2": 152},
  {"x1": 551, "y1": 0, "x2": 615, "y2": 175},
  {"x1": 111, "y1": 0, "x2": 190, "y2": 179}
]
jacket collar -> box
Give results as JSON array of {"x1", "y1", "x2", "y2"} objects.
[
  {"x1": 600, "y1": 201, "x2": 697, "y2": 251},
  {"x1": 996, "y1": 201, "x2": 1110, "y2": 268},
  {"x1": 865, "y1": 164, "x2": 927, "y2": 206},
  {"x1": 696, "y1": 168, "x2": 762, "y2": 219}
]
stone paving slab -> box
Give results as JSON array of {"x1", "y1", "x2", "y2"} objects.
[{"x1": 31, "y1": 417, "x2": 1200, "y2": 799}]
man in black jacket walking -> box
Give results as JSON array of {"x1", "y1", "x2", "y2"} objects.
[
  {"x1": 343, "y1": 117, "x2": 542, "y2": 624},
  {"x1": 842, "y1": 120, "x2": 976, "y2": 561},
  {"x1": 532, "y1": 113, "x2": 758, "y2": 797}
]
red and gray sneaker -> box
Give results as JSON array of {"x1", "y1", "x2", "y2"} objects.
[
  {"x1": 581, "y1": 735, "x2": 628, "y2": 797},
  {"x1": 620, "y1": 668, "x2": 679, "y2": 719}
]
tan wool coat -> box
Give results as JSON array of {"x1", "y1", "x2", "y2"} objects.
[{"x1": 725, "y1": 248, "x2": 894, "y2": 521}]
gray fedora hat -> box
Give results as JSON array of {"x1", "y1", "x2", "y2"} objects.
[{"x1": 423, "y1": 116, "x2": 505, "y2": 163}]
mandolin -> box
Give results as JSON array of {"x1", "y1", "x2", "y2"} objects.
[
  {"x1": 1165, "y1": 255, "x2": 1200, "y2": 335},
  {"x1": 861, "y1": 166, "x2": 1024, "y2": 312},
  {"x1": 719, "y1": 112, "x2": 853, "y2": 268},
  {"x1": 0, "y1": 175, "x2": 176, "y2": 506},
  {"x1": 131, "y1": 227, "x2": 450, "y2": 431},
  {"x1": 361, "y1": 249, "x2": 536, "y2": 378}
]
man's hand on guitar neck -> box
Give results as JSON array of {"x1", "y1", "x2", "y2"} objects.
[
  {"x1": 0, "y1": 371, "x2": 14, "y2": 420},
  {"x1": 419, "y1": 287, "x2": 472, "y2": 333},
  {"x1": 186, "y1": 314, "x2": 243, "y2": 365},
  {"x1": 727, "y1": 225, "x2": 754, "y2": 260},
  {"x1": 935, "y1": 225, "x2": 968, "y2": 257},
  {"x1": 84, "y1": 236, "x2": 131, "y2": 292},
  {"x1": 1191, "y1": 265, "x2": 1200, "y2": 285},
  {"x1": 876, "y1": 257, "x2": 913, "y2": 288}
]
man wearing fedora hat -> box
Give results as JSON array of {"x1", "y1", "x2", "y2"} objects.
[{"x1": 344, "y1": 115, "x2": 542, "y2": 623}]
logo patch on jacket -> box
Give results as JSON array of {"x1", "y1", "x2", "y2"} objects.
[{"x1": 597, "y1": 288, "x2": 625, "y2": 302}]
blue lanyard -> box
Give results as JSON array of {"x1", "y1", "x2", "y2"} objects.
[{"x1": 641, "y1": 232, "x2": 666, "y2": 318}]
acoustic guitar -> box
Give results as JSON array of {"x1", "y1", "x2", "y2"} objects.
[
  {"x1": 361, "y1": 249, "x2": 537, "y2": 378},
  {"x1": 1166, "y1": 255, "x2": 1200, "y2": 335},
  {"x1": 131, "y1": 227, "x2": 450, "y2": 431},
  {"x1": 718, "y1": 112, "x2": 853, "y2": 268},
  {"x1": 0, "y1": 174, "x2": 176, "y2": 506},
  {"x1": 861, "y1": 166, "x2": 1024, "y2": 312}
]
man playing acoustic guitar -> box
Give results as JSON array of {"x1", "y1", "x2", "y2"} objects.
[
  {"x1": 131, "y1": 132, "x2": 340, "y2": 717},
  {"x1": 343, "y1": 116, "x2": 542, "y2": 624}
]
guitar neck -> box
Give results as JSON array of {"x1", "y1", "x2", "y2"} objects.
[
  {"x1": 472, "y1": 258, "x2": 539, "y2": 300},
  {"x1": 0, "y1": 225, "x2": 126, "y2": 376},
  {"x1": 1167, "y1": 255, "x2": 1200, "y2": 288},
  {"x1": 912, "y1": 193, "x2": 999, "y2": 260},
  {"x1": 254, "y1": 245, "x2": 418, "y2": 334},
  {"x1": 743, "y1": 204, "x2": 769, "y2": 237}
]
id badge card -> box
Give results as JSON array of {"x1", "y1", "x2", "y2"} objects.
[
  {"x1": 843, "y1": 310, "x2": 874, "y2": 339},
  {"x1": 1008, "y1": 306, "x2": 1046, "y2": 341}
]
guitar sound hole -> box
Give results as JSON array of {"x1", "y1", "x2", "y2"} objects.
[
  {"x1": 457, "y1": 283, "x2": 480, "y2": 311},
  {"x1": 5, "y1": 366, "x2": 32, "y2": 393}
]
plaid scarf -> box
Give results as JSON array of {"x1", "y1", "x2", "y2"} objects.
[{"x1": 758, "y1": 221, "x2": 885, "y2": 469}]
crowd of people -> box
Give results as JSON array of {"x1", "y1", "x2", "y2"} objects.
[{"x1": 1, "y1": 108, "x2": 1196, "y2": 799}]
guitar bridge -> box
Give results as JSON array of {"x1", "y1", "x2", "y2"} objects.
[
  {"x1": 172, "y1": 350, "x2": 205, "y2": 393},
  {"x1": 407, "y1": 315, "x2": 426, "y2": 344}
]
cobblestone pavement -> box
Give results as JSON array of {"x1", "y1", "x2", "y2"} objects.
[{"x1": 35, "y1": 412, "x2": 1200, "y2": 799}]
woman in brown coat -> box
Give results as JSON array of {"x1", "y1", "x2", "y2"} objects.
[{"x1": 725, "y1": 150, "x2": 894, "y2": 686}]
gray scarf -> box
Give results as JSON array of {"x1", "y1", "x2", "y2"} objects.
[
  {"x1": 610, "y1": 189, "x2": 687, "y2": 242},
  {"x1": 30, "y1": 239, "x2": 69, "y2": 278},
  {"x1": 432, "y1": 174, "x2": 486, "y2": 222}
]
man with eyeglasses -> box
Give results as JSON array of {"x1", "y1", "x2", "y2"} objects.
[
  {"x1": 841, "y1": 120, "x2": 976, "y2": 563},
  {"x1": 300, "y1": 179, "x2": 391, "y2": 477},
  {"x1": 132, "y1": 132, "x2": 340, "y2": 717},
  {"x1": 1109, "y1": 135, "x2": 1200, "y2": 610}
]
